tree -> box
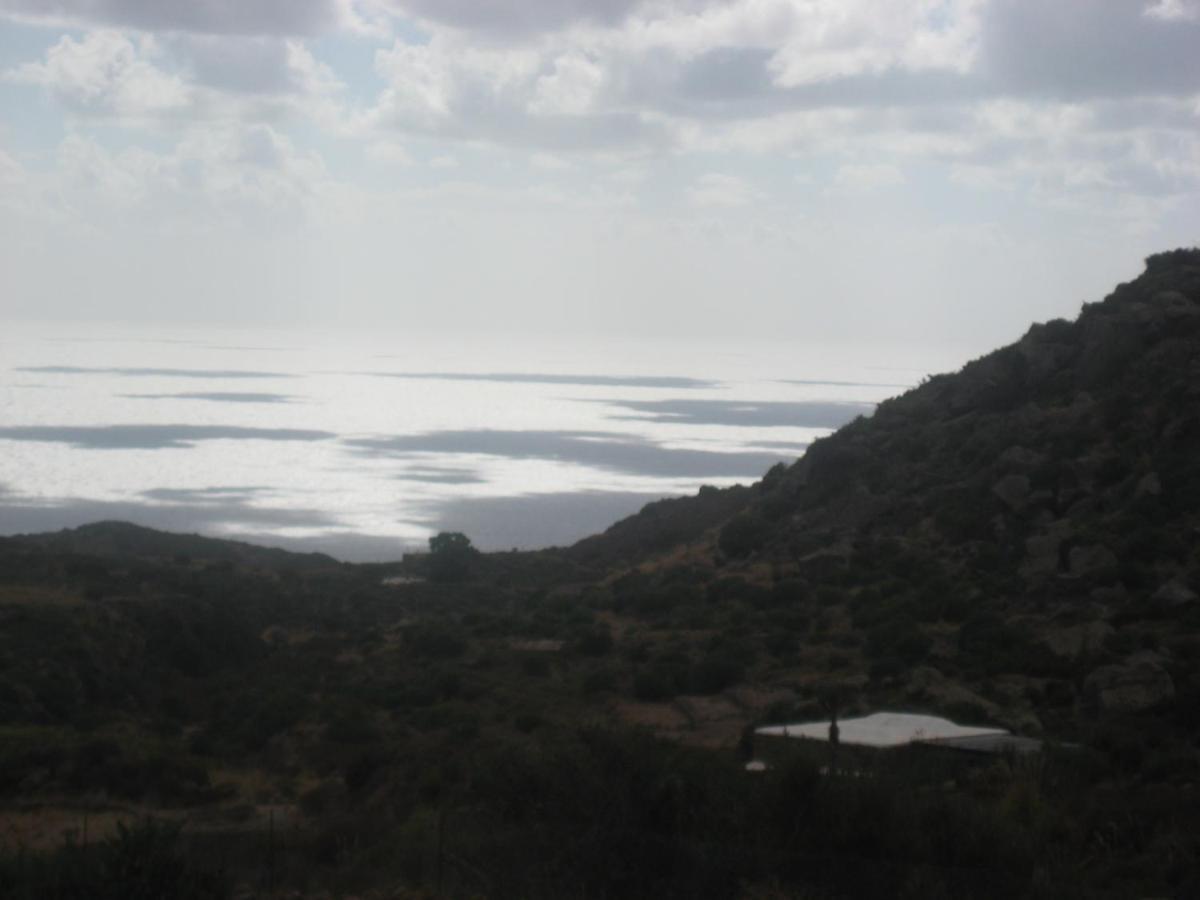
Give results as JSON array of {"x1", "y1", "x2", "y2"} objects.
[{"x1": 427, "y1": 532, "x2": 478, "y2": 582}]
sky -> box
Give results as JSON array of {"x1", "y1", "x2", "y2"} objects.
[{"x1": 2, "y1": 0, "x2": 1199, "y2": 353}]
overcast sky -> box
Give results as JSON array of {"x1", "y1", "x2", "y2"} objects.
[{"x1": 2, "y1": 0, "x2": 1198, "y2": 352}]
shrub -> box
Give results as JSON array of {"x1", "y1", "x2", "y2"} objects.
[
  {"x1": 633, "y1": 669, "x2": 676, "y2": 702},
  {"x1": 427, "y1": 532, "x2": 479, "y2": 582},
  {"x1": 571, "y1": 625, "x2": 614, "y2": 657},
  {"x1": 718, "y1": 514, "x2": 772, "y2": 559},
  {"x1": 689, "y1": 654, "x2": 744, "y2": 695}
]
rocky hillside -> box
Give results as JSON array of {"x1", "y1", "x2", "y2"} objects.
[
  {"x1": 758, "y1": 246, "x2": 1199, "y2": 592},
  {"x1": 577, "y1": 248, "x2": 1200, "y2": 736}
]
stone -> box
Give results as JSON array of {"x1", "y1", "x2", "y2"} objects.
[
  {"x1": 1084, "y1": 660, "x2": 1175, "y2": 713},
  {"x1": 1021, "y1": 520, "x2": 1075, "y2": 577},
  {"x1": 998, "y1": 445, "x2": 1044, "y2": 471},
  {"x1": 992, "y1": 474, "x2": 1032, "y2": 512},
  {"x1": 1041, "y1": 621, "x2": 1114, "y2": 660},
  {"x1": 904, "y1": 667, "x2": 1003, "y2": 721},
  {"x1": 1135, "y1": 472, "x2": 1162, "y2": 497},
  {"x1": 1152, "y1": 579, "x2": 1197, "y2": 607},
  {"x1": 1154, "y1": 290, "x2": 1199, "y2": 320},
  {"x1": 1069, "y1": 543, "x2": 1118, "y2": 577}
]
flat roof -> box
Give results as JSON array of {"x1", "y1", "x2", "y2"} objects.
[{"x1": 755, "y1": 712, "x2": 1008, "y2": 749}]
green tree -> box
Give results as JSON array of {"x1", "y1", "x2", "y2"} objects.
[{"x1": 427, "y1": 531, "x2": 479, "y2": 582}]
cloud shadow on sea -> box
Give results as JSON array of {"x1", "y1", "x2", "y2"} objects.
[
  {"x1": 121, "y1": 392, "x2": 297, "y2": 404},
  {"x1": 418, "y1": 490, "x2": 671, "y2": 550},
  {"x1": 395, "y1": 466, "x2": 487, "y2": 485},
  {"x1": 598, "y1": 398, "x2": 873, "y2": 428},
  {"x1": 18, "y1": 366, "x2": 294, "y2": 379},
  {"x1": 140, "y1": 486, "x2": 273, "y2": 503},
  {"x1": 0, "y1": 424, "x2": 335, "y2": 450},
  {"x1": 346, "y1": 429, "x2": 791, "y2": 479},
  {"x1": 369, "y1": 371, "x2": 718, "y2": 389},
  {"x1": 779, "y1": 378, "x2": 913, "y2": 389}
]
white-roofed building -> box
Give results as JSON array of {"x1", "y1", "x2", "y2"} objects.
[
  {"x1": 756, "y1": 712, "x2": 1008, "y2": 749},
  {"x1": 753, "y1": 712, "x2": 1044, "y2": 770}
]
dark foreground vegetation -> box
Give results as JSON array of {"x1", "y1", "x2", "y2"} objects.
[{"x1": 2, "y1": 250, "x2": 1199, "y2": 897}]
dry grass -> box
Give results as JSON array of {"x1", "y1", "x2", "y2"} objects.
[{"x1": 0, "y1": 584, "x2": 85, "y2": 607}]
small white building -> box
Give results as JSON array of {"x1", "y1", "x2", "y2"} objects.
[{"x1": 756, "y1": 712, "x2": 1008, "y2": 749}]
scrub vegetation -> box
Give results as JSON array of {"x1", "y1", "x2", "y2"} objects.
[{"x1": 2, "y1": 250, "x2": 1200, "y2": 897}]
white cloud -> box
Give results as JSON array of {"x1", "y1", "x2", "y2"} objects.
[
  {"x1": 2, "y1": 0, "x2": 1199, "y2": 348},
  {"x1": 365, "y1": 140, "x2": 414, "y2": 165},
  {"x1": 47, "y1": 125, "x2": 336, "y2": 231},
  {"x1": 529, "y1": 52, "x2": 606, "y2": 116},
  {"x1": 766, "y1": 0, "x2": 982, "y2": 87},
  {"x1": 0, "y1": 0, "x2": 345, "y2": 36},
  {"x1": 530, "y1": 152, "x2": 572, "y2": 169},
  {"x1": 686, "y1": 172, "x2": 762, "y2": 207},
  {"x1": 1144, "y1": 0, "x2": 1200, "y2": 21},
  {"x1": 7, "y1": 31, "x2": 189, "y2": 118},
  {"x1": 832, "y1": 163, "x2": 906, "y2": 191},
  {"x1": 6, "y1": 27, "x2": 353, "y2": 136},
  {"x1": 0, "y1": 147, "x2": 41, "y2": 219}
]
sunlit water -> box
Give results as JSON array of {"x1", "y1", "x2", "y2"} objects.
[{"x1": 0, "y1": 322, "x2": 970, "y2": 560}]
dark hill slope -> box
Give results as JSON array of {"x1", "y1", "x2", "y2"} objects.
[
  {"x1": 746, "y1": 248, "x2": 1200, "y2": 597},
  {"x1": 580, "y1": 248, "x2": 1200, "y2": 599},
  {"x1": 568, "y1": 483, "x2": 756, "y2": 568},
  {"x1": 7, "y1": 520, "x2": 339, "y2": 572},
  {"x1": 569, "y1": 249, "x2": 1200, "y2": 738}
]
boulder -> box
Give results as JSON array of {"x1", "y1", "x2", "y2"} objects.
[
  {"x1": 998, "y1": 445, "x2": 1044, "y2": 471},
  {"x1": 904, "y1": 667, "x2": 1004, "y2": 721},
  {"x1": 1021, "y1": 520, "x2": 1075, "y2": 577},
  {"x1": 1041, "y1": 621, "x2": 1114, "y2": 660},
  {"x1": 1135, "y1": 472, "x2": 1162, "y2": 498},
  {"x1": 1069, "y1": 543, "x2": 1118, "y2": 577},
  {"x1": 1154, "y1": 290, "x2": 1200, "y2": 320},
  {"x1": 1084, "y1": 659, "x2": 1175, "y2": 713},
  {"x1": 992, "y1": 474, "x2": 1032, "y2": 512},
  {"x1": 1152, "y1": 579, "x2": 1197, "y2": 607}
]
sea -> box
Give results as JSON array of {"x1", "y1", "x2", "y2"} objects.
[{"x1": 0, "y1": 321, "x2": 970, "y2": 561}]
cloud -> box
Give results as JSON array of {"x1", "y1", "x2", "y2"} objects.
[
  {"x1": 7, "y1": 30, "x2": 189, "y2": 118},
  {"x1": 977, "y1": 0, "x2": 1200, "y2": 100},
  {"x1": 45, "y1": 124, "x2": 336, "y2": 229},
  {"x1": 363, "y1": 30, "x2": 673, "y2": 153},
  {"x1": 365, "y1": 140, "x2": 414, "y2": 165},
  {"x1": 764, "y1": 0, "x2": 982, "y2": 88},
  {"x1": 1144, "y1": 0, "x2": 1200, "y2": 21},
  {"x1": 2, "y1": 0, "x2": 1198, "y2": 345},
  {"x1": 396, "y1": 0, "x2": 642, "y2": 36},
  {"x1": 0, "y1": 0, "x2": 348, "y2": 36},
  {"x1": 528, "y1": 51, "x2": 606, "y2": 115},
  {"x1": 687, "y1": 172, "x2": 762, "y2": 207},
  {"x1": 172, "y1": 34, "x2": 343, "y2": 98},
  {"x1": 832, "y1": 163, "x2": 906, "y2": 191},
  {"x1": 5, "y1": 26, "x2": 348, "y2": 139}
]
